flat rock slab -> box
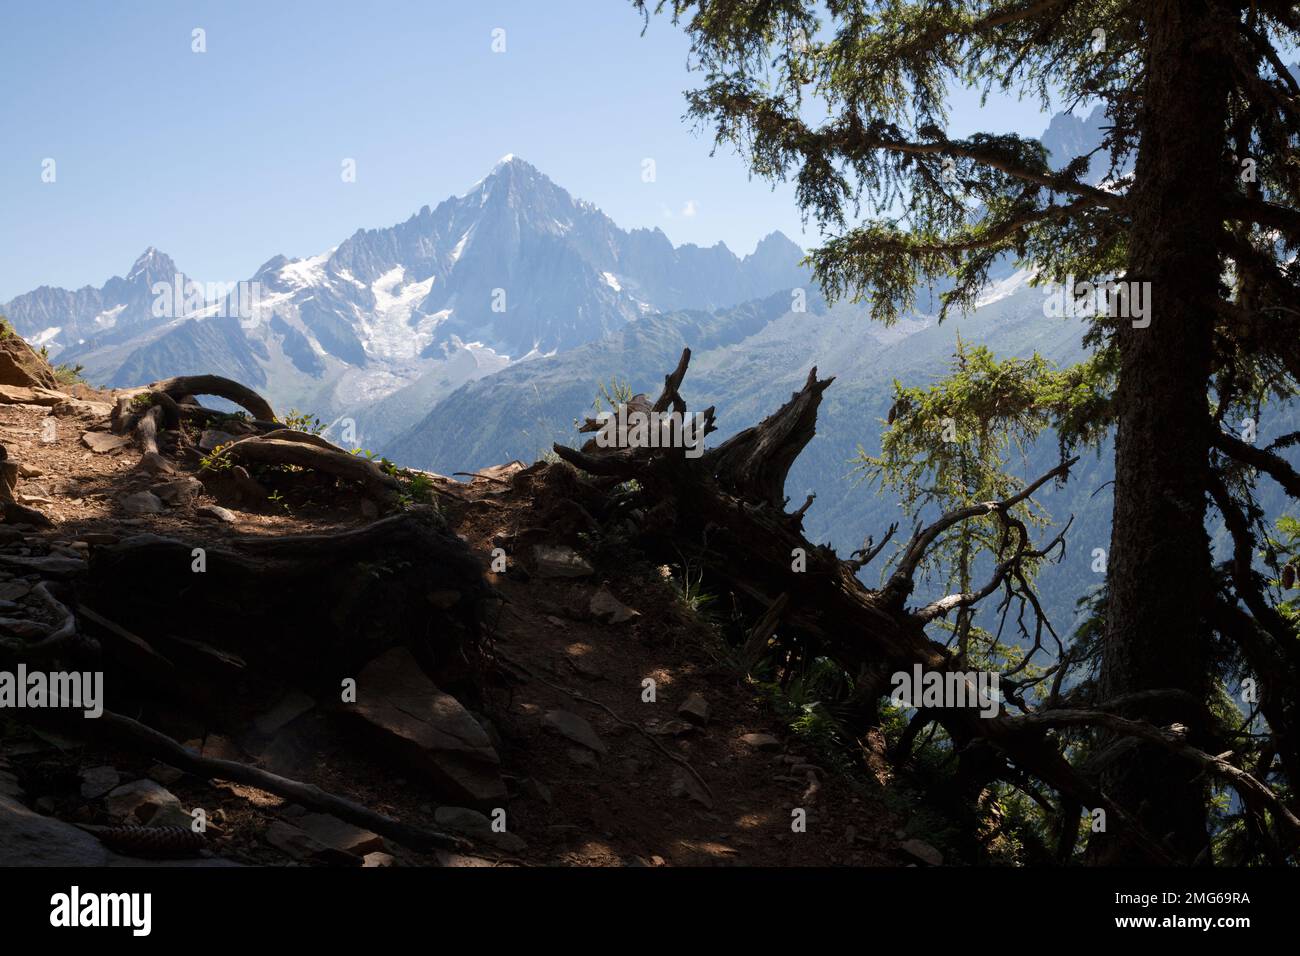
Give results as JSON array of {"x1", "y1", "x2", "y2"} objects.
[
  {"x1": 739, "y1": 733, "x2": 782, "y2": 752},
  {"x1": 296, "y1": 813, "x2": 385, "y2": 857},
  {"x1": 82, "y1": 431, "x2": 133, "y2": 454},
  {"x1": 533, "y1": 545, "x2": 594, "y2": 578},
  {"x1": 265, "y1": 820, "x2": 359, "y2": 865},
  {"x1": 0, "y1": 385, "x2": 67, "y2": 407},
  {"x1": 542, "y1": 709, "x2": 607, "y2": 755},
  {"x1": 352, "y1": 646, "x2": 506, "y2": 809},
  {"x1": 52, "y1": 398, "x2": 114, "y2": 418},
  {"x1": 434, "y1": 806, "x2": 527, "y2": 852}
]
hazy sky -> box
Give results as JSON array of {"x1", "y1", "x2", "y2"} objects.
[{"x1": 0, "y1": 0, "x2": 1057, "y2": 301}]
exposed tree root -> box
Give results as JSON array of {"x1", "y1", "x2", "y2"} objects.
[{"x1": 551, "y1": 347, "x2": 1261, "y2": 864}]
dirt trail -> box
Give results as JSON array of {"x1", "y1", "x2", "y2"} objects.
[{"x1": 0, "y1": 384, "x2": 924, "y2": 868}]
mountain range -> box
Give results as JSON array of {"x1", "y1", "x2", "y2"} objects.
[
  {"x1": 10, "y1": 104, "x2": 1268, "y2": 638},
  {"x1": 2, "y1": 156, "x2": 808, "y2": 442}
]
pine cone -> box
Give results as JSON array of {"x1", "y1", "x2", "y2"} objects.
[{"x1": 95, "y1": 825, "x2": 207, "y2": 857}]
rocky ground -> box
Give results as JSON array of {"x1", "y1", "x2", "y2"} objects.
[{"x1": 0, "y1": 336, "x2": 944, "y2": 868}]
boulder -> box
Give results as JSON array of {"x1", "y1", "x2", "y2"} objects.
[
  {"x1": 351, "y1": 647, "x2": 506, "y2": 809},
  {"x1": 739, "y1": 733, "x2": 782, "y2": 752},
  {"x1": 151, "y1": 476, "x2": 204, "y2": 506},
  {"x1": 0, "y1": 332, "x2": 58, "y2": 389},
  {"x1": 0, "y1": 794, "x2": 111, "y2": 865},
  {"x1": 137, "y1": 452, "x2": 175, "y2": 476},
  {"x1": 677, "y1": 693, "x2": 711, "y2": 726},
  {"x1": 589, "y1": 587, "x2": 640, "y2": 623},
  {"x1": 121, "y1": 491, "x2": 164, "y2": 514},
  {"x1": 103, "y1": 779, "x2": 190, "y2": 828}
]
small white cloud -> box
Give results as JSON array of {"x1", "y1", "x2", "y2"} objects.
[{"x1": 681, "y1": 199, "x2": 698, "y2": 217}]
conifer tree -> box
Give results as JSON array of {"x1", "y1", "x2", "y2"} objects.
[{"x1": 637, "y1": 0, "x2": 1300, "y2": 862}]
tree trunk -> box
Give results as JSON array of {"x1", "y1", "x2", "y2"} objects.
[{"x1": 1094, "y1": 0, "x2": 1228, "y2": 864}]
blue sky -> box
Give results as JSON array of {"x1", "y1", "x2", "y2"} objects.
[{"x1": 0, "y1": 0, "x2": 1056, "y2": 301}]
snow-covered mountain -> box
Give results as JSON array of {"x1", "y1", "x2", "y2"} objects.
[
  {"x1": 2, "y1": 247, "x2": 188, "y2": 353},
  {"x1": 2, "y1": 156, "x2": 808, "y2": 443}
]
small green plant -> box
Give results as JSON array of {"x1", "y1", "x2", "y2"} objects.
[
  {"x1": 199, "y1": 444, "x2": 234, "y2": 472},
  {"x1": 267, "y1": 489, "x2": 290, "y2": 514},
  {"x1": 281, "y1": 408, "x2": 324, "y2": 435},
  {"x1": 593, "y1": 376, "x2": 634, "y2": 414},
  {"x1": 668, "y1": 552, "x2": 716, "y2": 615},
  {"x1": 52, "y1": 362, "x2": 86, "y2": 386}
]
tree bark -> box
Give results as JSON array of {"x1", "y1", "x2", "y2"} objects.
[{"x1": 1093, "y1": 0, "x2": 1229, "y2": 864}]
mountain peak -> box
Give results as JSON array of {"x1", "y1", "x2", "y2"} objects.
[
  {"x1": 483, "y1": 154, "x2": 545, "y2": 183},
  {"x1": 127, "y1": 246, "x2": 177, "y2": 281}
]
